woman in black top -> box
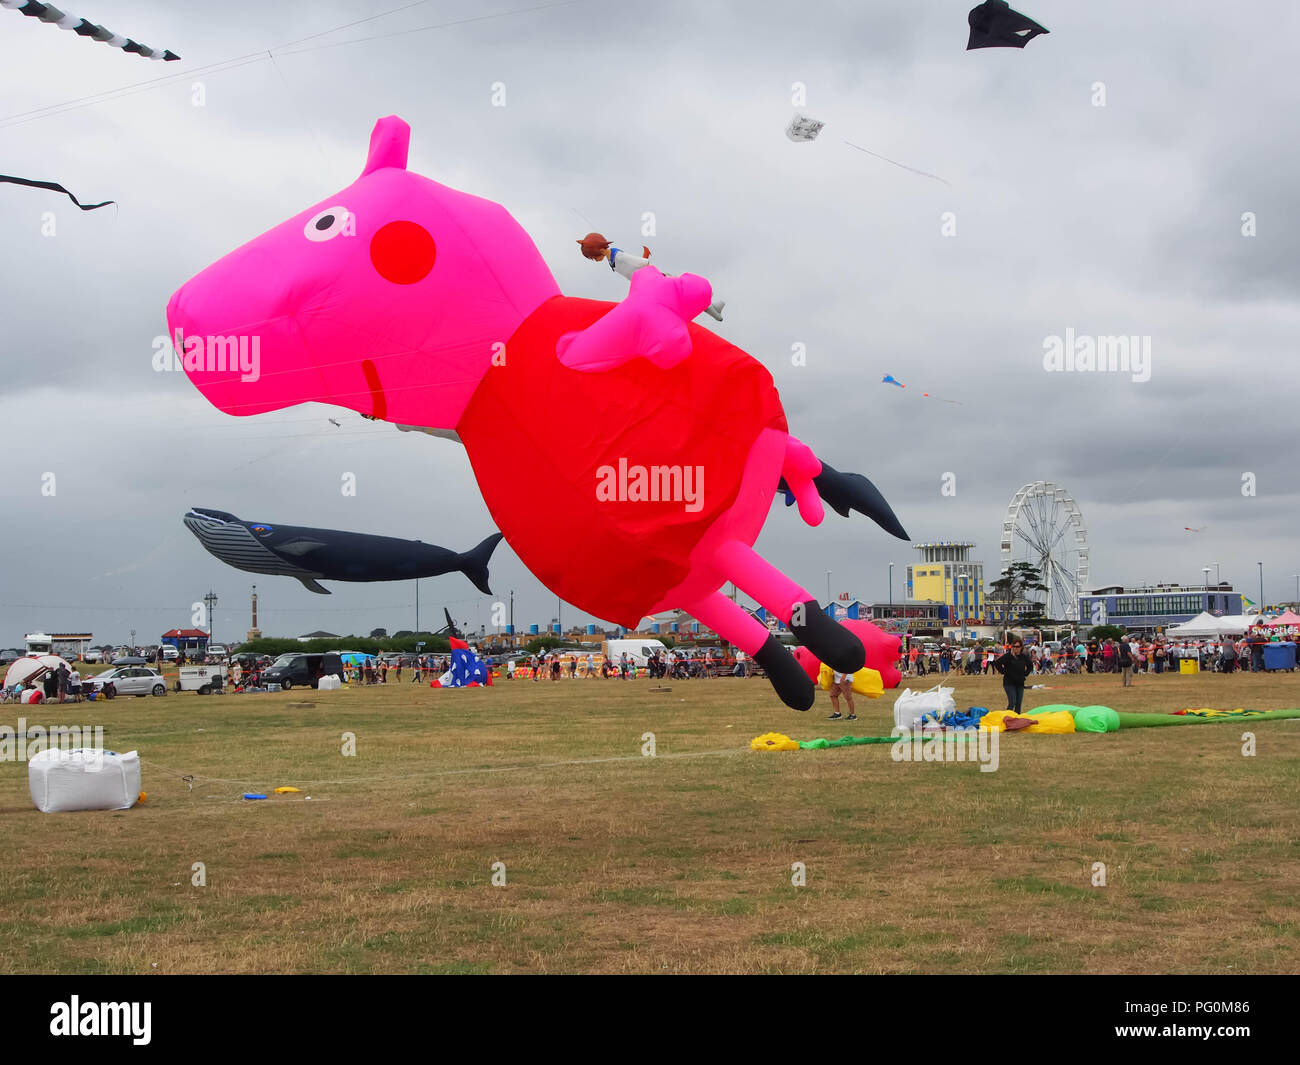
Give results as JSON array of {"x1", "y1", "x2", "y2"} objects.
[{"x1": 993, "y1": 638, "x2": 1034, "y2": 712}]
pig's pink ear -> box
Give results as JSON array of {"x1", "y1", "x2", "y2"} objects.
[{"x1": 362, "y1": 116, "x2": 410, "y2": 176}]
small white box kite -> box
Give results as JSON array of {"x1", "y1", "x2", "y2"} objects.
[
  {"x1": 785, "y1": 113, "x2": 825, "y2": 142},
  {"x1": 29, "y1": 747, "x2": 141, "y2": 813}
]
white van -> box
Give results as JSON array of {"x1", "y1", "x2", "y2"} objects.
[{"x1": 602, "y1": 639, "x2": 670, "y2": 668}]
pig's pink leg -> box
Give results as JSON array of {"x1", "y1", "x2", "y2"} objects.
[
  {"x1": 713, "y1": 540, "x2": 809, "y2": 625},
  {"x1": 782, "y1": 436, "x2": 824, "y2": 527},
  {"x1": 681, "y1": 591, "x2": 814, "y2": 711},
  {"x1": 683, "y1": 590, "x2": 772, "y2": 655},
  {"x1": 713, "y1": 540, "x2": 865, "y2": 674}
]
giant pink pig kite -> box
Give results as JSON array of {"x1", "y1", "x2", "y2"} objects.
[{"x1": 167, "y1": 117, "x2": 908, "y2": 711}]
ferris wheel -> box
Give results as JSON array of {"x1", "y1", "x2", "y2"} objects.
[{"x1": 999, "y1": 482, "x2": 1090, "y2": 621}]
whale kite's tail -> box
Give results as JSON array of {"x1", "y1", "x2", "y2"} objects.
[{"x1": 459, "y1": 532, "x2": 504, "y2": 595}]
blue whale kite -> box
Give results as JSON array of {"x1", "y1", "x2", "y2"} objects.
[{"x1": 183, "y1": 507, "x2": 501, "y2": 595}]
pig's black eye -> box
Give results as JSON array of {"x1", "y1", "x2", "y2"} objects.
[{"x1": 305, "y1": 206, "x2": 351, "y2": 242}]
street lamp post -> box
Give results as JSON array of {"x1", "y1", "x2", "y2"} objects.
[
  {"x1": 203, "y1": 590, "x2": 218, "y2": 650},
  {"x1": 1258, "y1": 562, "x2": 1264, "y2": 612},
  {"x1": 826, "y1": 571, "x2": 831, "y2": 606},
  {"x1": 1209, "y1": 561, "x2": 1220, "y2": 586},
  {"x1": 888, "y1": 563, "x2": 894, "y2": 614}
]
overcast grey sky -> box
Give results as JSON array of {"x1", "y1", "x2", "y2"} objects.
[{"x1": 2, "y1": 0, "x2": 1297, "y2": 646}]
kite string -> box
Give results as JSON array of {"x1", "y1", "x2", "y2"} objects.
[
  {"x1": 267, "y1": 51, "x2": 331, "y2": 167},
  {"x1": 139, "y1": 745, "x2": 748, "y2": 793},
  {"x1": 844, "y1": 139, "x2": 951, "y2": 186},
  {"x1": 0, "y1": 0, "x2": 587, "y2": 129}
]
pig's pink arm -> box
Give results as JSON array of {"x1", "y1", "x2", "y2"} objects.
[
  {"x1": 556, "y1": 266, "x2": 714, "y2": 372},
  {"x1": 782, "y1": 436, "x2": 824, "y2": 527}
]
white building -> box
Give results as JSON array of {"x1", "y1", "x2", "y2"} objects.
[{"x1": 25, "y1": 632, "x2": 94, "y2": 659}]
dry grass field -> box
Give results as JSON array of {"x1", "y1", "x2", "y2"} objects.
[{"x1": 1, "y1": 669, "x2": 1297, "y2": 974}]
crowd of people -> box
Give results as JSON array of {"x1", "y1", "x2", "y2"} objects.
[
  {"x1": 901, "y1": 632, "x2": 1290, "y2": 716},
  {"x1": 899, "y1": 634, "x2": 1286, "y2": 680},
  {"x1": 2, "y1": 660, "x2": 107, "y2": 704},
  {"x1": 505, "y1": 647, "x2": 743, "y2": 681}
]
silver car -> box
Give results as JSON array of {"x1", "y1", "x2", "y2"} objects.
[{"x1": 90, "y1": 666, "x2": 168, "y2": 698}]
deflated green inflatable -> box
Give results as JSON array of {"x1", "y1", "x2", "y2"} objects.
[
  {"x1": 1074, "y1": 705, "x2": 1122, "y2": 733},
  {"x1": 1023, "y1": 704, "x2": 1300, "y2": 730},
  {"x1": 799, "y1": 735, "x2": 898, "y2": 749},
  {"x1": 1113, "y1": 708, "x2": 1300, "y2": 729}
]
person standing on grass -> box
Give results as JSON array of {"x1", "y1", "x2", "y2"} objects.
[
  {"x1": 993, "y1": 637, "x2": 1034, "y2": 713},
  {"x1": 585, "y1": 652, "x2": 595, "y2": 677},
  {"x1": 551, "y1": 654, "x2": 562, "y2": 682},
  {"x1": 1220, "y1": 638, "x2": 1238, "y2": 673},
  {"x1": 1119, "y1": 637, "x2": 1135, "y2": 686},
  {"x1": 826, "y1": 671, "x2": 857, "y2": 722}
]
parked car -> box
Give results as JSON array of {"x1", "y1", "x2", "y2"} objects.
[
  {"x1": 207, "y1": 645, "x2": 229, "y2": 659},
  {"x1": 89, "y1": 667, "x2": 167, "y2": 697},
  {"x1": 262, "y1": 652, "x2": 345, "y2": 690},
  {"x1": 0, "y1": 648, "x2": 21, "y2": 665},
  {"x1": 161, "y1": 646, "x2": 179, "y2": 661}
]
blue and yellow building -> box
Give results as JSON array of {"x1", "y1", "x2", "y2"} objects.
[{"x1": 907, "y1": 542, "x2": 985, "y2": 624}]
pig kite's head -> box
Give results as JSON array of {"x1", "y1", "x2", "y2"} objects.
[{"x1": 166, "y1": 116, "x2": 560, "y2": 428}]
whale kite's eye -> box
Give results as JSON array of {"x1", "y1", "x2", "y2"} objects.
[
  {"x1": 370, "y1": 220, "x2": 436, "y2": 284},
  {"x1": 304, "y1": 207, "x2": 351, "y2": 242}
]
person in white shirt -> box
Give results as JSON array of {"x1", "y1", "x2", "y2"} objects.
[{"x1": 68, "y1": 667, "x2": 82, "y2": 703}]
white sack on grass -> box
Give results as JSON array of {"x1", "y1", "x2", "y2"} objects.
[
  {"x1": 29, "y1": 748, "x2": 141, "y2": 813},
  {"x1": 893, "y1": 686, "x2": 956, "y2": 730}
]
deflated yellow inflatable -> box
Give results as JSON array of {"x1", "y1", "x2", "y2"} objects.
[
  {"x1": 818, "y1": 663, "x2": 884, "y2": 698},
  {"x1": 980, "y1": 710, "x2": 1076, "y2": 734},
  {"x1": 751, "y1": 732, "x2": 800, "y2": 752}
]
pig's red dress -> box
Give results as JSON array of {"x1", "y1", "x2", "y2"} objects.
[{"x1": 457, "y1": 296, "x2": 787, "y2": 627}]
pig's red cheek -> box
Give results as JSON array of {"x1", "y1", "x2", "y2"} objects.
[{"x1": 370, "y1": 221, "x2": 436, "y2": 284}]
